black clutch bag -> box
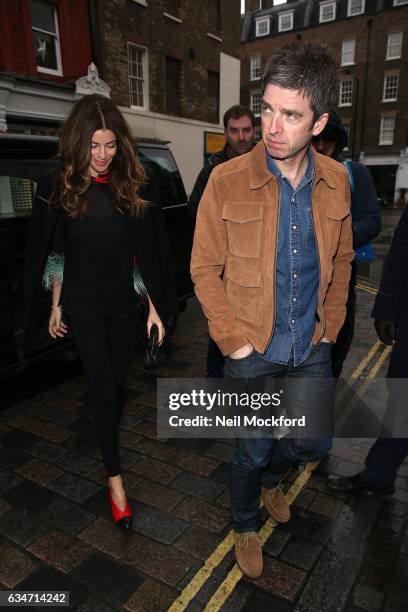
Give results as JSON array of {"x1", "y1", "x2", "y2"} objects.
[{"x1": 144, "y1": 323, "x2": 160, "y2": 370}]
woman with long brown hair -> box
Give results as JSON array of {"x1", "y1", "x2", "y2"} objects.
[{"x1": 24, "y1": 94, "x2": 176, "y2": 529}]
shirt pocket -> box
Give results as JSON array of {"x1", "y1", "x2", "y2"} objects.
[
  {"x1": 224, "y1": 260, "x2": 262, "y2": 324},
  {"x1": 222, "y1": 204, "x2": 264, "y2": 259}
]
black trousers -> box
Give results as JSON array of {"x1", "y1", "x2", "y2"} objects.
[{"x1": 68, "y1": 312, "x2": 139, "y2": 476}]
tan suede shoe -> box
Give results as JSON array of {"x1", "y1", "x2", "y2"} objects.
[
  {"x1": 234, "y1": 531, "x2": 263, "y2": 579},
  {"x1": 261, "y1": 486, "x2": 290, "y2": 523}
]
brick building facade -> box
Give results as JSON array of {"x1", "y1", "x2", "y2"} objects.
[
  {"x1": 91, "y1": 0, "x2": 242, "y2": 192},
  {"x1": 241, "y1": 0, "x2": 408, "y2": 204},
  {"x1": 0, "y1": 0, "x2": 93, "y2": 133}
]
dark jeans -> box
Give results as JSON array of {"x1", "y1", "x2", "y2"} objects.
[
  {"x1": 69, "y1": 313, "x2": 138, "y2": 476},
  {"x1": 225, "y1": 343, "x2": 333, "y2": 533}
]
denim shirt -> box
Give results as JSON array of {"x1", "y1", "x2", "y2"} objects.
[{"x1": 263, "y1": 149, "x2": 319, "y2": 366}]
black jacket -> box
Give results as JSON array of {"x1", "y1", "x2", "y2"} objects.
[
  {"x1": 23, "y1": 168, "x2": 177, "y2": 352},
  {"x1": 188, "y1": 146, "x2": 231, "y2": 221},
  {"x1": 371, "y1": 206, "x2": 408, "y2": 377}
]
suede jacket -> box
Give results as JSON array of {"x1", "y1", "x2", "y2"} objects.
[{"x1": 190, "y1": 141, "x2": 354, "y2": 356}]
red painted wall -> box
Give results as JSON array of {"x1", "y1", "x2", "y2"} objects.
[{"x1": 0, "y1": 0, "x2": 92, "y2": 81}]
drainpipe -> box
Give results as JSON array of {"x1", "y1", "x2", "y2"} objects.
[{"x1": 358, "y1": 17, "x2": 373, "y2": 161}]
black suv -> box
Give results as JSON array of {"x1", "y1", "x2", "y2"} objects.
[{"x1": 0, "y1": 134, "x2": 193, "y2": 375}]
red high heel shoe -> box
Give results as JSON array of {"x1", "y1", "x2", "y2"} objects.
[{"x1": 108, "y1": 490, "x2": 133, "y2": 529}]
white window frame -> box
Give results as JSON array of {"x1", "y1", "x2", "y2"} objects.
[
  {"x1": 379, "y1": 115, "x2": 395, "y2": 145},
  {"x1": 30, "y1": 2, "x2": 63, "y2": 76},
  {"x1": 386, "y1": 32, "x2": 403, "y2": 60},
  {"x1": 319, "y1": 1, "x2": 336, "y2": 23},
  {"x1": 342, "y1": 119, "x2": 350, "y2": 150},
  {"x1": 383, "y1": 74, "x2": 399, "y2": 102},
  {"x1": 278, "y1": 11, "x2": 294, "y2": 32},
  {"x1": 341, "y1": 39, "x2": 356, "y2": 66},
  {"x1": 127, "y1": 43, "x2": 149, "y2": 110},
  {"x1": 347, "y1": 0, "x2": 365, "y2": 17},
  {"x1": 131, "y1": 0, "x2": 148, "y2": 6},
  {"x1": 255, "y1": 17, "x2": 270, "y2": 37},
  {"x1": 250, "y1": 92, "x2": 262, "y2": 117},
  {"x1": 339, "y1": 79, "x2": 353, "y2": 107},
  {"x1": 393, "y1": 0, "x2": 408, "y2": 5},
  {"x1": 250, "y1": 55, "x2": 262, "y2": 81}
]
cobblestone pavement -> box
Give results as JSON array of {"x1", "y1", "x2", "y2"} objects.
[{"x1": 0, "y1": 286, "x2": 407, "y2": 611}]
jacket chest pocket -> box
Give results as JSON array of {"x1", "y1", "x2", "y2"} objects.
[
  {"x1": 222, "y1": 204, "x2": 264, "y2": 259},
  {"x1": 323, "y1": 202, "x2": 349, "y2": 255}
]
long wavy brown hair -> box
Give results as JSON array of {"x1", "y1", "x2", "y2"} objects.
[{"x1": 57, "y1": 94, "x2": 147, "y2": 217}]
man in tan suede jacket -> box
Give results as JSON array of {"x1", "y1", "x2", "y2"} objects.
[{"x1": 191, "y1": 43, "x2": 354, "y2": 578}]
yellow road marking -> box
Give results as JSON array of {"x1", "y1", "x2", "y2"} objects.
[
  {"x1": 356, "y1": 283, "x2": 378, "y2": 295},
  {"x1": 203, "y1": 463, "x2": 319, "y2": 612},
  {"x1": 349, "y1": 340, "x2": 381, "y2": 381}
]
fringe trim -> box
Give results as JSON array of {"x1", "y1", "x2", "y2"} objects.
[
  {"x1": 43, "y1": 252, "x2": 64, "y2": 290},
  {"x1": 133, "y1": 266, "x2": 148, "y2": 297}
]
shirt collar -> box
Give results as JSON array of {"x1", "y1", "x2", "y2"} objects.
[{"x1": 266, "y1": 147, "x2": 315, "y2": 187}]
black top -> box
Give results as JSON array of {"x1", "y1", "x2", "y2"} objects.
[
  {"x1": 23, "y1": 168, "x2": 178, "y2": 352},
  {"x1": 52, "y1": 181, "x2": 140, "y2": 318}
]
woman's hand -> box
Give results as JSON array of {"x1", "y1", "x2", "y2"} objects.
[
  {"x1": 48, "y1": 305, "x2": 68, "y2": 339},
  {"x1": 147, "y1": 302, "x2": 165, "y2": 346}
]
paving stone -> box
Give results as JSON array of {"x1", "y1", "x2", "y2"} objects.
[
  {"x1": 211, "y1": 463, "x2": 230, "y2": 484},
  {"x1": 218, "y1": 581, "x2": 253, "y2": 612},
  {"x1": 82, "y1": 488, "x2": 113, "y2": 520},
  {"x1": 0, "y1": 429, "x2": 39, "y2": 449},
  {"x1": 123, "y1": 579, "x2": 177, "y2": 612},
  {"x1": 74, "y1": 596, "x2": 117, "y2": 612},
  {"x1": 292, "y1": 487, "x2": 316, "y2": 510},
  {"x1": 171, "y1": 472, "x2": 225, "y2": 501},
  {"x1": 388, "y1": 572, "x2": 408, "y2": 600},
  {"x1": 352, "y1": 583, "x2": 384, "y2": 611},
  {"x1": 174, "y1": 525, "x2": 220, "y2": 559},
  {"x1": 129, "y1": 456, "x2": 181, "y2": 484},
  {"x1": 205, "y1": 442, "x2": 232, "y2": 463},
  {"x1": 35, "y1": 422, "x2": 73, "y2": 443},
  {"x1": 0, "y1": 445, "x2": 32, "y2": 470},
  {"x1": 123, "y1": 533, "x2": 195, "y2": 587},
  {"x1": 46, "y1": 397, "x2": 83, "y2": 411},
  {"x1": 382, "y1": 498, "x2": 408, "y2": 518},
  {"x1": 359, "y1": 563, "x2": 392, "y2": 590},
  {"x1": 27, "y1": 529, "x2": 90, "y2": 573},
  {"x1": 89, "y1": 466, "x2": 142, "y2": 492},
  {"x1": 63, "y1": 430, "x2": 102, "y2": 459},
  {"x1": 307, "y1": 473, "x2": 335, "y2": 493},
  {"x1": 46, "y1": 473, "x2": 101, "y2": 503},
  {"x1": 395, "y1": 554, "x2": 408, "y2": 575},
  {"x1": 315, "y1": 455, "x2": 339, "y2": 475},
  {"x1": 18, "y1": 565, "x2": 88, "y2": 608},
  {"x1": 173, "y1": 451, "x2": 221, "y2": 477},
  {"x1": 38, "y1": 498, "x2": 95, "y2": 535},
  {"x1": 377, "y1": 514, "x2": 406, "y2": 534},
  {"x1": 281, "y1": 508, "x2": 334, "y2": 544},
  {"x1": 242, "y1": 588, "x2": 293, "y2": 611},
  {"x1": 6, "y1": 414, "x2": 44, "y2": 433},
  {"x1": 401, "y1": 536, "x2": 408, "y2": 554},
  {"x1": 14, "y1": 459, "x2": 64, "y2": 486},
  {"x1": 54, "y1": 451, "x2": 102, "y2": 477},
  {"x1": 0, "y1": 498, "x2": 11, "y2": 516},
  {"x1": 0, "y1": 468, "x2": 23, "y2": 493},
  {"x1": 78, "y1": 517, "x2": 140, "y2": 559},
  {"x1": 279, "y1": 536, "x2": 322, "y2": 571},
  {"x1": 168, "y1": 438, "x2": 215, "y2": 454},
  {"x1": 129, "y1": 480, "x2": 185, "y2": 511},
  {"x1": 118, "y1": 448, "x2": 142, "y2": 469},
  {"x1": 391, "y1": 488, "x2": 408, "y2": 504},
  {"x1": 0, "y1": 507, "x2": 49, "y2": 547},
  {"x1": 173, "y1": 496, "x2": 231, "y2": 533},
  {"x1": 2, "y1": 480, "x2": 60, "y2": 514},
  {"x1": 0, "y1": 541, "x2": 38, "y2": 587},
  {"x1": 371, "y1": 527, "x2": 400, "y2": 551},
  {"x1": 366, "y1": 543, "x2": 397, "y2": 570},
  {"x1": 119, "y1": 430, "x2": 143, "y2": 451},
  {"x1": 31, "y1": 404, "x2": 80, "y2": 426},
  {"x1": 131, "y1": 421, "x2": 157, "y2": 439},
  {"x1": 134, "y1": 437, "x2": 178, "y2": 461},
  {"x1": 264, "y1": 528, "x2": 291, "y2": 557},
  {"x1": 217, "y1": 489, "x2": 231, "y2": 509},
  {"x1": 131, "y1": 502, "x2": 188, "y2": 544},
  {"x1": 309, "y1": 492, "x2": 344, "y2": 519},
  {"x1": 384, "y1": 596, "x2": 408, "y2": 611},
  {"x1": 248, "y1": 555, "x2": 305, "y2": 602},
  {"x1": 70, "y1": 552, "x2": 143, "y2": 604},
  {"x1": 27, "y1": 439, "x2": 69, "y2": 463},
  {"x1": 119, "y1": 414, "x2": 144, "y2": 431}
]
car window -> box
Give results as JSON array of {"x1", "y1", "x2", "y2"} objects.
[
  {"x1": 0, "y1": 176, "x2": 36, "y2": 219},
  {"x1": 138, "y1": 146, "x2": 187, "y2": 208}
]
